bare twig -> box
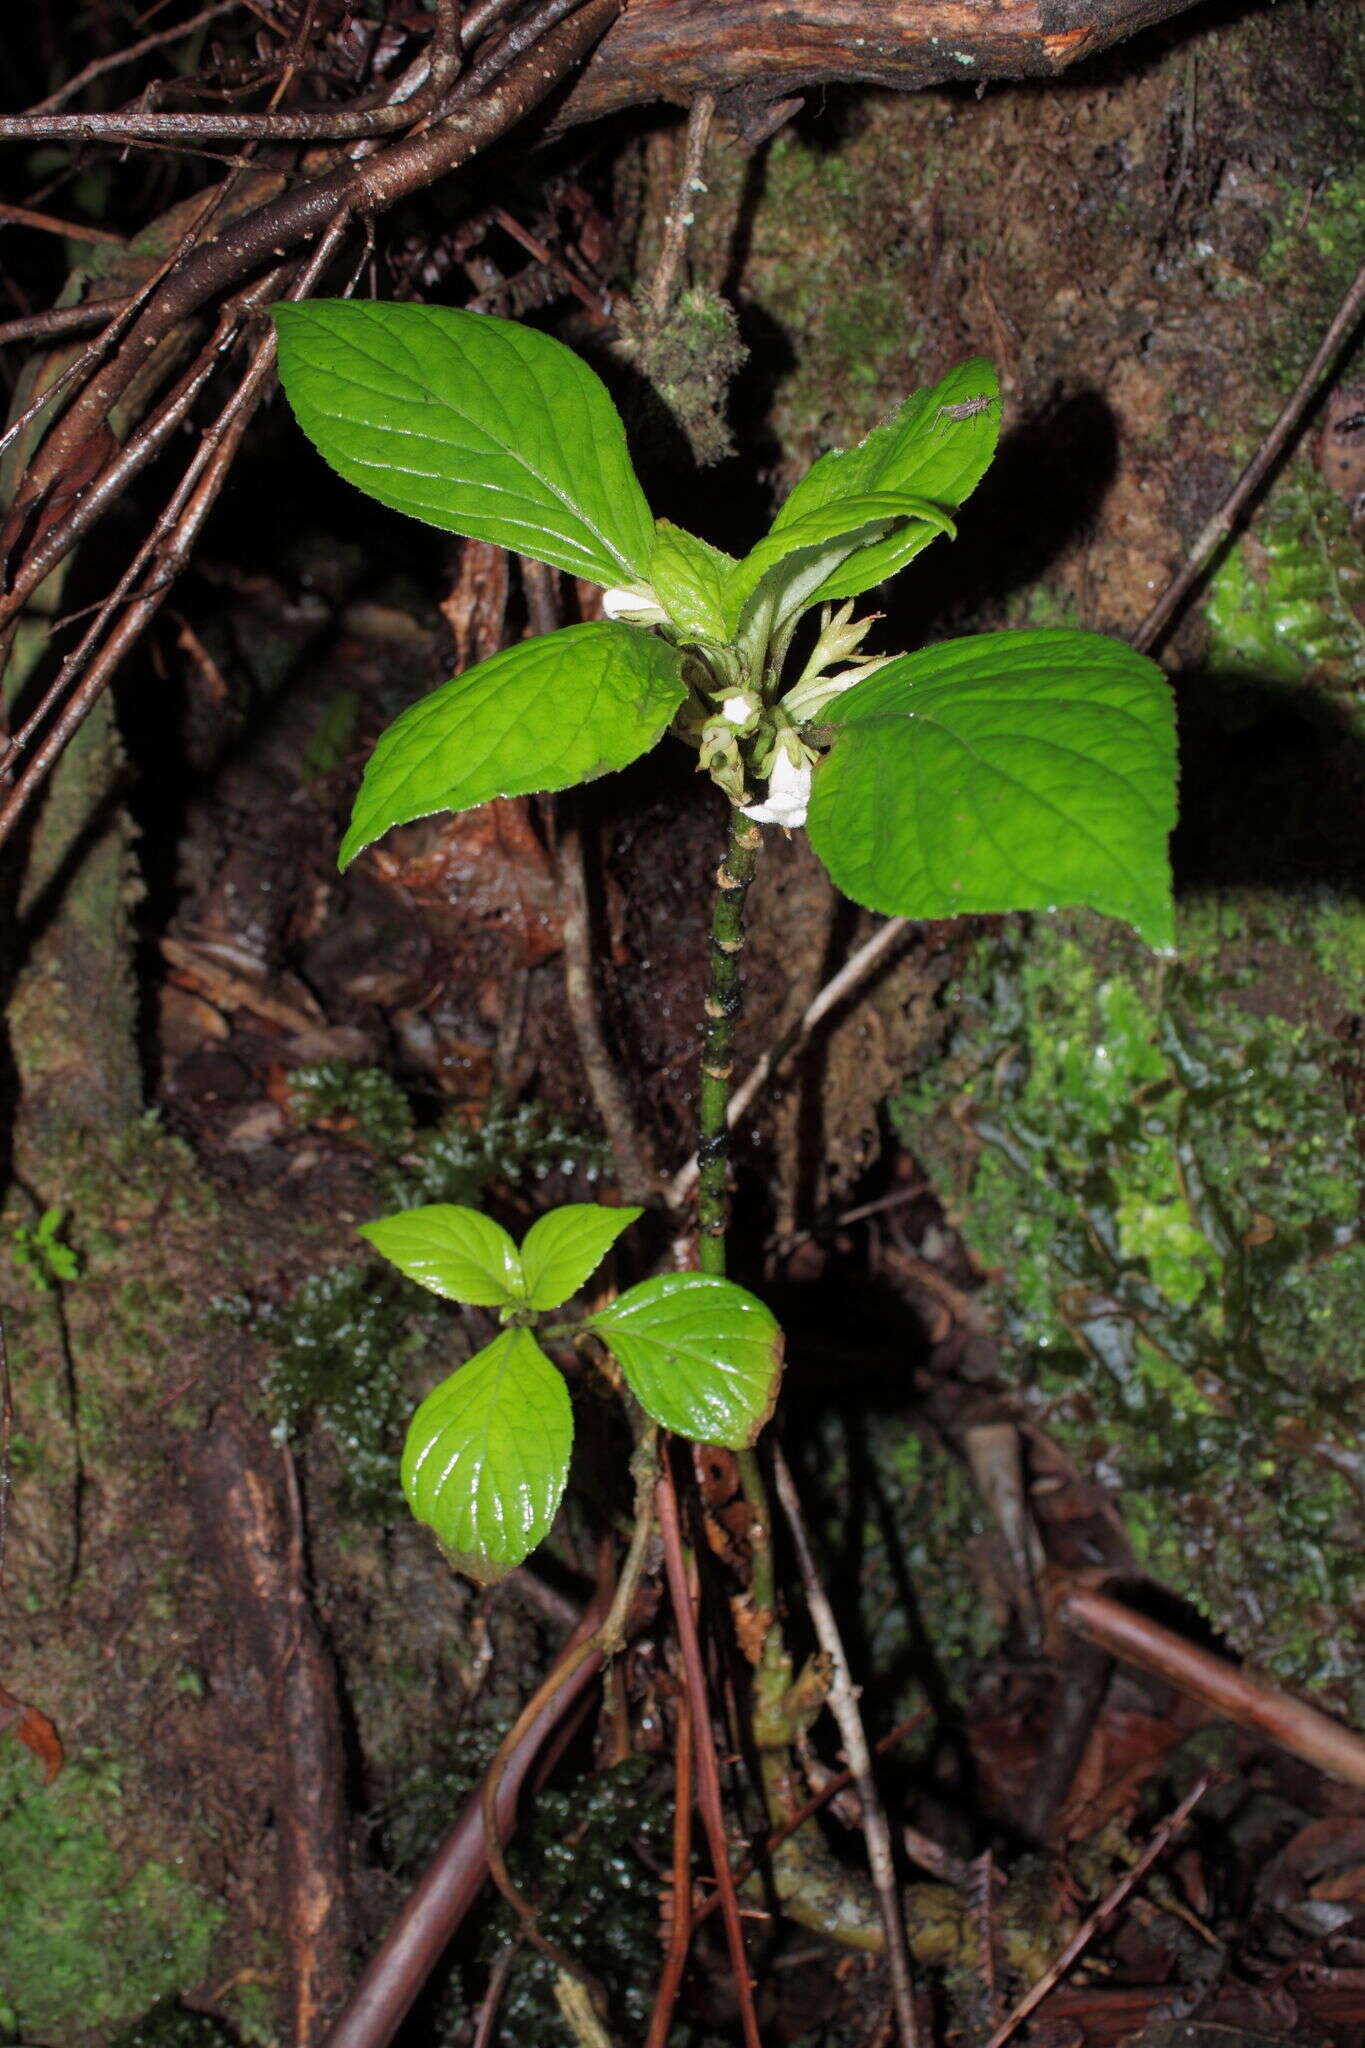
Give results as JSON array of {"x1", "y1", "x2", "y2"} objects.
[
  {"x1": 0, "y1": 300, "x2": 132, "y2": 348},
  {"x1": 668, "y1": 916, "x2": 911, "y2": 1207},
  {"x1": 0, "y1": 203, "x2": 125, "y2": 247},
  {"x1": 656, "y1": 1451, "x2": 763, "y2": 2048},
  {"x1": 557, "y1": 798, "x2": 655, "y2": 1205},
  {"x1": 772, "y1": 1446, "x2": 919, "y2": 2048},
  {"x1": 1061, "y1": 1586, "x2": 1365, "y2": 1789},
  {"x1": 645, "y1": 1686, "x2": 693, "y2": 2048},
  {"x1": 471, "y1": 1941, "x2": 522, "y2": 2048},
  {"x1": 1133, "y1": 255, "x2": 1365, "y2": 653},
  {"x1": 646, "y1": 91, "x2": 717, "y2": 327},
  {"x1": 981, "y1": 1775, "x2": 1211, "y2": 2048},
  {"x1": 26, "y1": 0, "x2": 243, "y2": 115},
  {"x1": 0, "y1": 0, "x2": 464, "y2": 143}
]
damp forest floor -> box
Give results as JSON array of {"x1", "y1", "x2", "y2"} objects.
[{"x1": 2, "y1": 0, "x2": 1365, "y2": 2043}]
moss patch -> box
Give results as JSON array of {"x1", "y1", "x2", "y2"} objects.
[{"x1": 0, "y1": 1749, "x2": 224, "y2": 2040}]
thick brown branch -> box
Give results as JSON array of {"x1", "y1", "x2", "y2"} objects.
[{"x1": 557, "y1": 0, "x2": 1208, "y2": 122}]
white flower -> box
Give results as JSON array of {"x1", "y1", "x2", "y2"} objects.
[
  {"x1": 601, "y1": 583, "x2": 667, "y2": 625},
  {"x1": 740, "y1": 749, "x2": 812, "y2": 829}
]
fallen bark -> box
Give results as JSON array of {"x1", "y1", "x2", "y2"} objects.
[{"x1": 559, "y1": 0, "x2": 1206, "y2": 123}]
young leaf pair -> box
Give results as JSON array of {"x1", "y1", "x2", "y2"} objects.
[
  {"x1": 272, "y1": 301, "x2": 1178, "y2": 950},
  {"x1": 361, "y1": 1203, "x2": 782, "y2": 1581}
]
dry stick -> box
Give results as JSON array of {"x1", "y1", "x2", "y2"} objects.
[
  {"x1": 1132, "y1": 253, "x2": 1365, "y2": 655},
  {"x1": 646, "y1": 90, "x2": 717, "y2": 327},
  {"x1": 1061, "y1": 1586, "x2": 1365, "y2": 1790},
  {"x1": 771, "y1": 1446, "x2": 919, "y2": 2048},
  {"x1": 656, "y1": 1452, "x2": 764, "y2": 2048},
  {"x1": 0, "y1": 215, "x2": 349, "y2": 850},
  {"x1": 471, "y1": 1940, "x2": 523, "y2": 2048},
  {"x1": 0, "y1": 203, "x2": 126, "y2": 247},
  {"x1": 26, "y1": 0, "x2": 242, "y2": 115},
  {"x1": 980, "y1": 1774, "x2": 1211, "y2": 2048},
  {"x1": 0, "y1": 300, "x2": 133, "y2": 348},
  {"x1": 0, "y1": 0, "x2": 465, "y2": 143},
  {"x1": 645, "y1": 1685, "x2": 694, "y2": 2048},
  {"x1": 668, "y1": 913, "x2": 911, "y2": 1208}
]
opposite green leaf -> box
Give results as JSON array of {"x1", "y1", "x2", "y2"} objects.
[
  {"x1": 777, "y1": 358, "x2": 1000, "y2": 605},
  {"x1": 519, "y1": 1203, "x2": 642, "y2": 1312},
  {"x1": 360, "y1": 1203, "x2": 524, "y2": 1307},
  {"x1": 272, "y1": 301, "x2": 654, "y2": 586},
  {"x1": 586, "y1": 1273, "x2": 784, "y2": 1448},
  {"x1": 649, "y1": 523, "x2": 736, "y2": 644},
  {"x1": 339, "y1": 622, "x2": 686, "y2": 867},
  {"x1": 725, "y1": 491, "x2": 957, "y2": 631},
  {"x1": 806, "y1": 628, "x2": 1177, "y2": 950},
  {"x1": 401, "y1": 1328, "x2": 572, "y2": 1581}
]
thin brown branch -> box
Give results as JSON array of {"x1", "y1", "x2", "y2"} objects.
[
  {"x1": 0, "y1": 216, "x2": 350, "y2": 852},
  {"x1": 0, "y1": 204, "x2": 125, "y2": 247},
  {"x1": 471, "y1": 1942, "x2": 522, "y2": 2048},
  {"x1": 646, "y1": 90, "x2": 716, "y2": 328},
  {"x1": 645, "y1": 1685, "x2": 693, "y2": 2048},
  {"x1": 981, "y1": 1775, "x2": 1211, "y2": 2048},
  {"x1": 0, "y1": 0, "x2": 464, "y2": 143},
  {"x1": 557, "y1": 797, "x2": 656, "y2": 1206},
  {"x1": 1133, "y1": 254, "x2": 1365, "y2": 653},
  {"x1": 656, "y1": 1451, "x2": 763, "y2": 2048},
  {"x1": 0, "y1": 299, "x2": 132, "y2": 348},
  {"x1": 1061, "y1": 1586, "x2": 1365, "y2": 1789},
  {"x1": 772, "y1": 1446, "x2": 919, "y2": 2048},
  {"x1": 27, "y1": 0, "x2": 243, "y2": 115},
  {"x1": 668, "y1": 916, "x2": 911, "y2": 1208},
  {"x1": 489, "y1": 205, "x2": 610, "y2": 323}
]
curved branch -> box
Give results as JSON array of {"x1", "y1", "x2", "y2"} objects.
[{"x1": 556, "y1": 0, "x2": 1207, "y2": 122}]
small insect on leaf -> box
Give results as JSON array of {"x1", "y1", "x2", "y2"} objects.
[{"x1": 932, "y1": 395, "x2": 1000, "y2": 432}]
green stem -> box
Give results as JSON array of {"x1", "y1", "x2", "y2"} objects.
[{"x1": 697, "y1": 807, "x2": 762, "y2": 1277}]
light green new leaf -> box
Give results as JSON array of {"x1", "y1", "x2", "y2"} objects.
[
  {"x1": 724, "y1": 491, "x2": 956, "y2": 631},
  {"x1": 776, "y1": 358, "x2": 1000, "y2": 604},
  {"x1": 649, "y1": 523, "x2": 736, "y2": 643},
  {"x1": 586, "y1": 1273, "x2": 784, "y2": 1448},
  {"x1": 519, "y1": 1203, "x2": 642, "y2": 1311},
  {"x1": 806, "y1": 629, "x2": 1177, "y2": 950},
  {"x1": 339, "y1": 622, "x2": 686, "y2": 867},
  {"x1": 272, "y1": 302, "x2": 654, "y2": 585},
  {"x1": 401, "y1": 1328, "x2": 572, "y2": 1581},
  {"x1": 360, "y1": 1204, "x2": 524, "y2": 1307}
]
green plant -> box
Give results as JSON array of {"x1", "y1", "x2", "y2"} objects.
[
  {"x1": 9, "y1": 1203, "x2": 79, "y2": 1292},
  {"x1": 273, "y1": 299, "x2": 1176, "y2": 1581}
]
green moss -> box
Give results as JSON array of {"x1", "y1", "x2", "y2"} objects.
[
  {"x1": 109, "y1": 2004, "x2": 235, "y2": 2047},
  {"x1": 1260, "y1": 162, "x2": 1365, "y2": 388},
  {"x1": 0, "y1": 1749, "x2": 224, "y2": 2039},
  {"x1": 893, "y1": 915, "x2": 1365, "y2": 1702},
  {"x1": 1204, "y1": 463, "x2": 1365, "y2": 691}
]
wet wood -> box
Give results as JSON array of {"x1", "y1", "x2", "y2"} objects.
[
  {"x1": 560, "y1": 0, "x2": 1204, "y2": 123},
  {"x1": 191, "y1": 1409, "x2": 354, "y2": 2046}
]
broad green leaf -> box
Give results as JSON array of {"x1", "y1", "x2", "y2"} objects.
[
  {"x1": 724, "y1": 492, "x2": 956, "y2": 631},
  {"x1": 272, "y1": 301, "x2": 654, "y2": 585},
  {"x1": 401, "y1": 1328, "x2": 572, "y2": 1581},
  {"x1": 649, "y1": 523, "x2": 736, "y2": 643},
  {"x1": 777, "y1": 358, "x2": 1000, "y2": 605},
  {"x1": 360, "y1": 1203, "x2": 524, "y2": 1306},
  {"x1": 586, "y1": 1273, "x2": 784, "y2": 1448},
  {"x1": 339, "y1": 622, "x2": 685, "y2": 867},
  {"x1": 806, "y1": 629, "x2": 1177, "y2": 950},
  {"x1": 519, "y1": 1203, "x2": 642, "y2": 1311}
]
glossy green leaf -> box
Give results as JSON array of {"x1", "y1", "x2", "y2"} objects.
[
  {"x1": 359, "y1": 1203, "x2": 524, "y2": 1306},
  {"x1": 586, "y1": 1273, "x2": 784, "y2": 1448},
  {"x1": 807, "y1": 629, "x2": 1177, "y2": 950},
  {"x1": 519, "y1": 1203, "x2": 642, "y2": 1311},
  {"x1": 272, "y1": 301, "x2": 654, "y2": 585},
  {"x1": 777, "y1": 358, "x2": 1000, "y2": 604},
  {"x1": 339, "y1": 622, "x2": 686, "y2": 867},
  {"x1": 725, "y1": 491, "x2": 956, "y2": 630},
  {"x1": 649, "y1": 522, "x2": 736, "y2": 643},
  {"x1": 401, "y1": 1329, "x2": 572, "y2": 1581}
]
